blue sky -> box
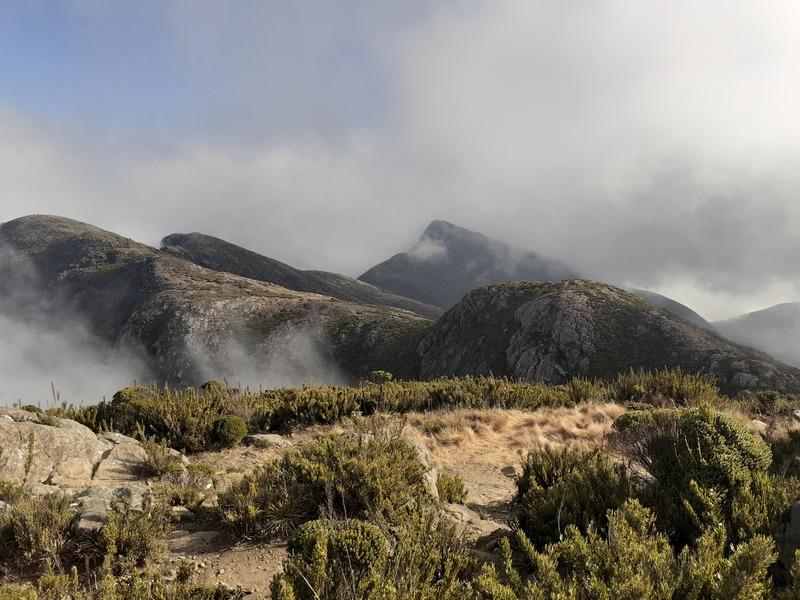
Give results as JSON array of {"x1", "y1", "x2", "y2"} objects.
[
  {"x1": 0, "y1": 2, "x2": 421, "y2": 139},
  {"x1": 2, "y1": 1, "x2": 800, "y2": 320}
]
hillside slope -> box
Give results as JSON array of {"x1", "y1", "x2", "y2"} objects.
[
  {"x1": 627, "y1": 288, "x2": 716, "y2": 331},
  {"x1": 416, "y1": 280, "x2": 800, "y2": 394},
  {"x1": 0, "y1": 216, "x2": 429, "y2": 386},
  {"x1": 359, "y1": 220, "x2": 577, "y2": 308},
  {"x1": 160, "y1": 232, "x2": 442, "y2": 319},
  {"x1": 714, "y1": 303, "x2": 800, "y2": 368}
]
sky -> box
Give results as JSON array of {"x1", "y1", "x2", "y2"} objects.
[{"x1": 2, "y1": 1, "x2": 800, "y2": 321}]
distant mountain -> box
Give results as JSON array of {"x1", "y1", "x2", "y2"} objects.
[
  {"x1": 415, "y1": 280, "x2": 800, "y2": 394},
  {"x1": 627, "y1": 288, "x2": 716, "y2": 332},
  {"x1": 714, "y1": 303, "x2": 800, "y2": 368},
  {"x1": 161, "y1": 232, "x2": 442, "y2": 319},
  {"x1": 3, "y1": 215, "x2": 797, "y2": 396},
  {"x1": 0, "y1": 216, "x2": 429, "y2": 387},
  {"x1": 359, "y1": 220, "x2": 577, "y2": 308}
]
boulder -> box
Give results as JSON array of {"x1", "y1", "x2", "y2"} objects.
[
  {"x1": 403, "y1": 437, "x2": 439, "y2": 499},
  {"x1": 93, "y1": 443, "x2": 149, "y2": 482},
  {"x1": 73, "y1": 484, "x2": 149, "y2": 534},
  {"x1": 0, "y1": 408, "x2": 151, "y2": 489},
  {"x1": 244, "y1": 433, "x2": 290, "y2": 449},
  {"x1": 441, "y1": 502, "x2": 510, "y2": 543},
  {"x1": 0, "y1": 408, "x2": 110, "y2": 486}
]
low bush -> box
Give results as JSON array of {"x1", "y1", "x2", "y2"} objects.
[
  {"x1": 612, "y1": 405, "x2": 774, "y2": 546},
  {"x1": 274, "y1": 507, "x2": 473, "y2": 600},
  {"x1": 515, "y1": 446, "x2": 634, "y2": 545},
  {"x1": 54, "y1": 370, "x2": 731, "y2": 453},
  {"x1": 607, "y1": 368, "x2": 723, "y2": 407},
  {"x1": 475, "y1": 500, "x2": 777, "y2": 600},
  {"x1": 0, "y1": 494, "x2": 78, "y2": 574},
  {"x1": 93, "y1": 499, "x2": 170, "y2": 575},
  {"x1": 212, "y1": 415, "x2": 248, "y2": 448},
  {"x1": 219, "y1": 433, "x2": 428, "y2": 539},
  {"x1": 438, "y1": 473, "x2": 468, "y2": 503},
  {"x1": 280, "y1": 519, "x2": 388, "y2": 598}
]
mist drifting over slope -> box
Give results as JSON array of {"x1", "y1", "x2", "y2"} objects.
[{"x1": 0, "y1": 245, "x2": 148, "y2": 406}]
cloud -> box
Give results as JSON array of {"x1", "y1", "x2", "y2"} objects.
[
  {"x1": 187, "y1": 322, "x2": 347, "y2": 390},
  {"x1": 0, "y1": 245, "x2": 149, "y2": 406},
  {"x1": 2, "y1": 1, "x2": 800, "y2": 321}
]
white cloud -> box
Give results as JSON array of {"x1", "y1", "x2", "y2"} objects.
[{"x1": 3, "y1": 1, "x2": 800, "y2": 321}]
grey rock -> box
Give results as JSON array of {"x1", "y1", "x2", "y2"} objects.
[
  {"x1": 245, "y1": 433, "x2": 289, "y2": 448},
  {"x1": 93, "y1": 443, "x2": 149, "y2": 482},
  {"x1": 403, "y1": 437, "x2": 438, "y2": 499},
  {"x1": 417, "y1": 280, "x2": 800, "y2": 395}
]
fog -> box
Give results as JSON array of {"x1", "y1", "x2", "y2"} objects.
[
  {"x1": 0, "y1": 246, "x2": 149, "y2": 406},
  {"x1": 188, "y1": 323, "x2": 347, "y2": 391}
]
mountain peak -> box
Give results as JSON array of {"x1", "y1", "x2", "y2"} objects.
[{"x1": 360, "y1": 220, "x2": 577, "y2": 308}]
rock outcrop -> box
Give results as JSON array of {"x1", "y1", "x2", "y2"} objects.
[
  {"x1": 0, "y1": 408, "x2": 153, "y2": 531},
  {"x1": 0, "y1": 407, "x2": 148, "y2": 491},
  {"x1": 416, "y1": 280, "x2": 800, "y2": 394}
]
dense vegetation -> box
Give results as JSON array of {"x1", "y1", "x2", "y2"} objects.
[
  {"x1": 5, "y1": 370, "x2": 800, "y2": 598},
  {"x1": 49, "y1": 368, "x2": 795, "y2": 454}
]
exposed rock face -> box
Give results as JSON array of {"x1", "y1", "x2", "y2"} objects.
[
  {"x1": 359, "y1": 220, "x2": 577, "y2": 309},
  {"x1": 714, "y1": 302, "x2": 800, "y2": 368},
  {"x1": 416, "y1": 280, "x2": 800, "y2": 394},
  {"x1": 0, "y1": 215, "x2": 429, "y2": 386},
  {"x1": 0, "y1": 407, "x2": 149, "y2": 490},
  {"x1": 161, "y1": 232, "x2": 443, "y2": 319},
  {"x1": 0, "y1": 408, "x2": 158, "y2": 532}
]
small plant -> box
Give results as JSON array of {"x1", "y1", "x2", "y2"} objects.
[
  {"x1": 212, "y1": 415, "x2": 248, "y2": 448},
  {"x1": 93, "y1": 499, "x2": 170, "y2": 575},
  {"x1": 515, "y1": 445, "x2": 634, "y2": 545},
  {"x1": 437, "y1": 473, "x2": 468, "y2": 503},
  {"x1": 219, "y1": 433, "x2": 427, "y2": 539},
  {"x1": 0, "y1": 493, "x2": 78, "y2": 574}
]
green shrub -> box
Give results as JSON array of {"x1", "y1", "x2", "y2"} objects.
[
  {"x1": 281, "y1": 519, "x2": 387, "y2": 599},
  {"x1": 274, "y1": 508, "x2": 473, "y2": 600},
  {"x1": 52, "y1": 370, "x2": 765, "y2": 455},
  {"x1": 219, "y1": 433, "x2": 427, "y2": 539},
  {"x1": 515, "y1": 446, "x2": 634, "y2": 545},
  {"x1": 438, "y1": 473, "x2": 468, "y2": 503},
  {"x1": 93, "y1": 499, "x2": 169, "y2": 575},
  {"x1": 153, "y1": 463, "x2": 217, "y2": 511},
  {"x1": 612, "y1": 405, "x2": 773, "y2": 546},
  {"x1": 475, "y1": 500, "x2": 778, "y2": 600},
  {"x1": 212, "y1": 415, "x2": 248, "y2": 448},
  {"x1": 0, "y1": 494, "x2": 78, "y2": 574},
  {"x1": 218, "y1": 462, "x2": 311, "y2": 540},
  {"x1": 607, "y1": 368, "x2": 723, "y2": 407}
]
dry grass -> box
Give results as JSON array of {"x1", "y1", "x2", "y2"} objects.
[
  {"x1": 404, "y1": 403, "x2": 624, "y2": 457},
  {"x1": 402, "y1": 403, "x2": 625, "y2": 506}
]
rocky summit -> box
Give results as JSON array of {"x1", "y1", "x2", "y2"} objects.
[
  {"x1": 359, "y1": 220, "x2": 578, "y2": 309},
  {"x1": 415, "y1": 280, "x2": 800, "y2": 394}
]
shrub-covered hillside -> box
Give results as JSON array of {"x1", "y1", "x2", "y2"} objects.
[{"x1": 4, "y1": 370, "x2": 800, "y2": 598}]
